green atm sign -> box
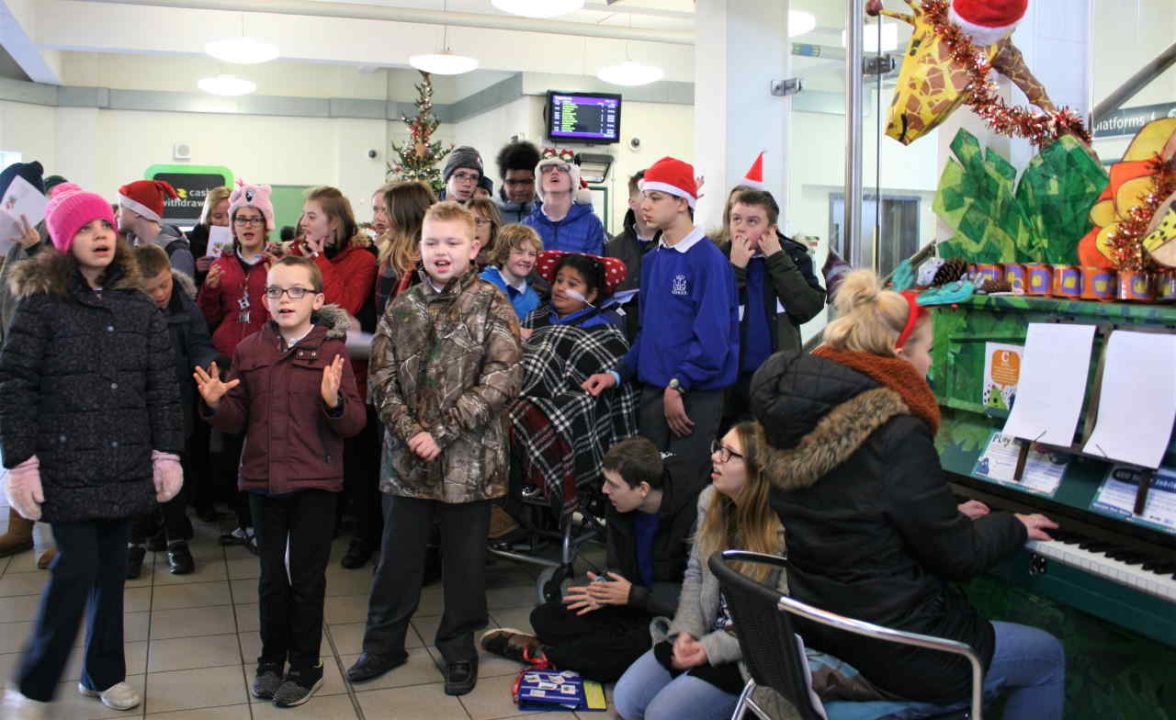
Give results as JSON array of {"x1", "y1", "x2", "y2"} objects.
[{"x1": 145, "y1": 164, "x2": 234, "y2": 224}]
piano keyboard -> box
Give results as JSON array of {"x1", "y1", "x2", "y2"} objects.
[{"x1": 1025, "y1": 530, "x2": 1176, "y2": 603}]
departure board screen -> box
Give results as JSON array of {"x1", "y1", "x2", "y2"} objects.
[{"x1": 546, "y1": 91, "x2": 622, "y2": 144}]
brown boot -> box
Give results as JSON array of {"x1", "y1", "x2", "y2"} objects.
[
  {"x1": 0, "y1": 508, "x2": 34, "y2": 558},
  {"x1": 488, "y1": 505, "x2": 520, "y2": 540},
  {"x1": 37, "y1": 547, "x2": 56, "y2": 570}
]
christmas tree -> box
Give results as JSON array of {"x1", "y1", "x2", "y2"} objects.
[{"x1": 388, "y1": 71, "x2": 452, "y2": 192}]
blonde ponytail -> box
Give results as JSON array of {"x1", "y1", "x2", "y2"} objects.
[{"x1": 822, "y1": 270, "x2": 913, "y2": 357}]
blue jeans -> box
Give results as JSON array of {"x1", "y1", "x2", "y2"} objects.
[
  {"x1": 982, "y1": 621, "x2": 1065, "y2": 720},
  {"x1": 614, "y1": 648, "x2": 739, "y2": 720}
]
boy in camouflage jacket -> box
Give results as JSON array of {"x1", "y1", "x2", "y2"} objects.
[{"x1": 349, "y1": 201, "x2": 522, "y2": 696}]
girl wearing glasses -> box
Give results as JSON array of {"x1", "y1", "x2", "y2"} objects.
[
  {"x1": 196, "y1": 181, "x2": 276, "y2": 550},
  {"x1": 614, "y1": 421, "x2": 786, "y2": 720}
]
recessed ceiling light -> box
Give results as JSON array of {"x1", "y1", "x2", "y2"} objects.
[
  {"x1": 789, "y1": 10, "x2": 817, "y2": 38},
  {"x1": 409, "y1": 51, "x2": 479, "y2": 76},
  {"x1": 597, "y1": 61, "x2": 665, "y2": 87},
  {"x1": 198, "y1": 74, "x2": 257, "y2": 96},
  {"x1": 491, "y1": 0, "x2": 585, "y2": 18},
  {"x1": 204, "y1": 37, "x2": 279, "y2": 65}
]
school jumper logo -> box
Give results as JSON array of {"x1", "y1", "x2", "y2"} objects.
[{"x1": 671, "y1": 274, "x2": 689, "y2": 296}]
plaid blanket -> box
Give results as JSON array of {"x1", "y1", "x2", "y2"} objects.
[{"x1": 509, "y1": 322, "x2": 638, "y2": 514}]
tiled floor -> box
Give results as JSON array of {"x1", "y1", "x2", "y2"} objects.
[{"x1": 0, "y1": 494, "x2": 615, "y2": 720}]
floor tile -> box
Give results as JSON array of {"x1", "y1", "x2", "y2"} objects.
[
  {"x1": 489, "y1": 607, "x2": 535, "y2": 634},
  {"x1": 144, "y1": 704, "x2": 253, "y2": 719},
  {"x1": 325, "y1": 567, "x2": 377, "y2": 597},
  {"x1": 458, "y1": 671, "x2": 532, "y2": 720},
  {"x1": 0, "y1": 621, "x2": 34, "y2": 653},
  {"x1": 234, "y1": 603, "x2": 259, "y2": 633},
  {"x1": 328, "y1": 621, "x2": 423, "y2": 656},
  {"x1": 423, "y1": 643, "x2": 526, "y2": 680},
  {"x1": 486, "y1": 584, "x2": 540, "y2": 611},
  {"x1": 61, "y1": 640, "x2": 148, "y2": 681},
  {"x1": 150, "y1": 606, "x2": 237, "y2": 640},
  {"x1": 339, "y1": 647, "x2": 444, "y2": 690},
  {"x1": 144, "y1": 664, "x2": 249, "y2": 714},
  {"x1": 251, "y1": 693, "x2": 360, "y2": 719},
  {"x1": 324, "y1": 594, "x2": 371, "y2": 624},
  {"x1": 125, "y1": 611, "x2": 152, "y2": 642},
  {"x1": 148, "y1": 633, "x2": 243, "y2": 672},
  {"x1": 0, "y1": 572, "x2": 48, "y2": 597},
  {"x1": 224, "y1": 556, "x2": 259, "y2": 581},
  {"x1": 153, "y1": 558, "x2": 227, "y2": 585},
  {"x1": 123, "y1": 586, "x2": 152, "y2": 614},
  {"x1": 0, "y1": 593, "x2": 40, "y2": 623},
  {"x1": 355, "y1": 682, "x2": 470, "y2": 720},
  {"x1": 228, "y1": 577, "x2": 254, "y2": 602},
  {"x1": 152, "y1": 581, "x2": 232, "y2": 610}
]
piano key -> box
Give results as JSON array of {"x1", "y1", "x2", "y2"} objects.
[{"x1": 1025, "y1": 539, "x2": 1176, "y2": 603}]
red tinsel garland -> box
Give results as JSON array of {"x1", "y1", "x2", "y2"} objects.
[
  {"x1": 922, "y1": 0, "x2": 1091, "y2": 148},
  {"x1": 1103, "y1": 155, "x2": 1176, "y2": 271}
]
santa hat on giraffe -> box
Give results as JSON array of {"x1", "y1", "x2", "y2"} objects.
[
  {"x1": 948, "y1": 0, "x2": 1027, "y2": 48},
  {"x1": 742, "y1": 152, "x2": 766, "y2": 190}
]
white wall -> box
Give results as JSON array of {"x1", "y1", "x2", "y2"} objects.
[{"x1": 0, "y1": 101, "x2": 57, "y2": 170}]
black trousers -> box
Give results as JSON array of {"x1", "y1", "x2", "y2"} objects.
[
  {"x1": 531, "y1": 602, "x2": 654, "y2": 682},
  {"x1": 638, "y1": 385, "x2": 724, "y2": 472},
  {"x1": 362, "y1": 495, "x2": 491, "y2": 665},
  {"x1": 189, "y1": 415, "x2": 215, "y2": 515},
  {"x1": 249, "y1": 490, "x2": 338, "y2": 672},
  {"x1": 343, "y1": 405, "x2": 384, "y2": 549},
  {"x1": 130, "y1": 454, "x2": 194, "y2": 544},
  {"x1": 17, "y1": 519, "x2": 131, "y2": 701},
  {"x1": 216, "y1": 432, "x2": 252, "y2": 530},
  {"x1": 721, "y1": 371, "x2": 756, "y2": 430}
]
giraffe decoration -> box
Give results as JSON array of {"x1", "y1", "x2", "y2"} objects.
[{"x1": 876, "y1": 0, "x2": 1081, "y2": 147}]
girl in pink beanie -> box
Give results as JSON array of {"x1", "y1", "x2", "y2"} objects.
[{"x1": 0, "y1": 187, "x2": 185, "y2": 716}]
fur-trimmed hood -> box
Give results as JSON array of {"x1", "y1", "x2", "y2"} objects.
[
  {"x1": 9, "y1": 241, "x2": 142, "y2": 299},
  {"x1": 314, "y1": 303, "x2": 351, "y2": 339},
  {"x1": 751, "y1": 351, "x2": 914, "y2": 491},
  {"x1": 172, "y1": 270, "x2": 197, "y2": 300}
]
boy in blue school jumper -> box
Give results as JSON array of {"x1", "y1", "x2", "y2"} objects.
[{"x1": 583, "y1": 156, "x2": 739, "y2": 471}]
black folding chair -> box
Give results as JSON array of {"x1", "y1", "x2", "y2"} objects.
[{"x1": 708, "y1": 550, "x2": 984, "y2": 720}]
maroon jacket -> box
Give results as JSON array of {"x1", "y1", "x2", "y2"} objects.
[{"x1": 204, "y1": 305, "x2": 366, "y2": 494}]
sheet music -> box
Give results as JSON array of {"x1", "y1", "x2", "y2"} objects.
[
  {"x1": 0, "y1": 176, "x2": 47, "y2": 253},
  {"x1": 1001, "y1": 323, "x2": 1096, "y2": 447},
  {"x1": 1082, "y1": 331, "x2": 1176, "y2": 469},
  {"x1": 973, "y1": 431, "x2": 1067, "y2": 497}
]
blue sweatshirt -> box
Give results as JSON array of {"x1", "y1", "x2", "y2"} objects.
[
  {"x1": 523, "y1": 202, "x2": 606, "y2": 255},
  {"x1": 480, "y1": 266, "x2": 541, "y2": 320},
  {"x1": 741, "y1": 257, "x2": 775, "y2": 373},
  {"x1": 620, "y1": 228, "x2": 739, "y2": 391}
]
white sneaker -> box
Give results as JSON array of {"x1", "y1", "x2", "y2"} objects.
[
  {"x1": 2, "y1": 687, "x2": 50, "y2": 720},
  {"x1": 78, "y1": 681, "x2": 141, "y2": 711}
]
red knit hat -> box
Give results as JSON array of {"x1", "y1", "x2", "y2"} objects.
[
  {"x1": 640, "y1": 157, "x2": 698, "y2": 209},
  {"x1": 949, "y1": 0, "x2": 1027, "y2": 47},
  {"x1": 743, "y1": 152, "x2": 765, "y2": 189},
  {"x1": 118, "y1": 179, "x2": 178, "y2": 223},
  {"x1": 535, "y1": 250, "x2": 627, "y2": 297},
  {"x1": 45, "y1": 187, "x2": 116, "y2": 253}
]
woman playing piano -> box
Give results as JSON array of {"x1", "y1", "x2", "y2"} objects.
[{"x1": 751, "y1": 270, "x2": 1065, "y2": 719}]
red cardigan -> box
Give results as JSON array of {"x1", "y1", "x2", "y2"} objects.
[{"x1": 196, "y1": 253, "x2": 271, "y2": 359}]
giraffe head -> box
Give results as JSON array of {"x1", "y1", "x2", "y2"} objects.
[{"x1": 883, "y1": 3, "x2": 1001, "y2": 145}]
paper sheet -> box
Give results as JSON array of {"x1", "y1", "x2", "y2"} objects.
[
  {"x1": 972, "y1": 431, "x2": 1067, "y2": 497},
  {"x1": 1001, "y1": 323, "x2": 1096, "y2": 446},
  {"x1": 1091, "y1": 465, "x2": 1176, "y2": 533},
  {"x1": 1082, "y1": 331, "x2": 1176, "y2": 469},
  {"x1": 0, "y1": 176, "x2": 47, "y2": 252},
  {"x1": 205, "y1": 225, "x2": 234, "y2": 258}
]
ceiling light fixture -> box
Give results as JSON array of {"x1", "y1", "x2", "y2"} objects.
[
  {"x1": 491, "y1": 0, "x2": 585, "y2": 18},
  {"x1": 204, "y1": 36, "x2": 279, "y2": 64},
  {"x1": 597, "y1": 60, "x2": 664, "y2": 87},
  {"x1": 788, "y1": 10, "x2": 817, "y2": 38},
  {"x1": 197, "y1": 74, "x2": 257, "y2": 96},
  {"x1": 410, "y1": 0, "x2": 478, "y2": 76}
]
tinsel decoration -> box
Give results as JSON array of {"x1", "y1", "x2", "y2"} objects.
[
  {"x1": 1103, "y1": 154, "x2": 1176, "y2": 271},
  {"x1": 932, "y1": 257, "x2": 968, "y2": 286},
  {"x1": 388, "y1": 71, "x2": 453, "y2": 192},
  {"x1": 922, "y1": 0, "x2": 1090, "y2": 148}
]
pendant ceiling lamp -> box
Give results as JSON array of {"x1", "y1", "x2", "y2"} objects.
[
  {"x1": 410, "y1": 0, "x2": 478, "y2": 75},
  {"x1": 491, "y1": 0, "x2": 585, "y2": 19},
  {"x1": 596, "y1": 13, "x2": 665, "y2": 88},
  {"x1": 197, "y1": 74, "x2": 257, "y2": 96},
  {"x1": 204, "y1": 37, "x2": 279, "y2": 64}
]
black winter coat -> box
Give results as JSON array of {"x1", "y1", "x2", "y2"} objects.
[
  {"x1": 165, "y1": 271, "x2": 218, "y2": 437},
  {"x1": 0, "y1": 245, "x2": 184, "y2": 523},
  {"x1": 604, "y1": 209, "x2": 659, "y2": 345},
  {"x1": 750, "y1": 351, "x2": 1026, "y2": 704},
  {"x1": 605, "y1": 453, "x2": 709, "y2": 616}
]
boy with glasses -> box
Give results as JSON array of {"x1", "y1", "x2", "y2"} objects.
[
  {"x1": 197, "y1": 255, "x2": 366, "y2": 708},
  {"x1": 522, "y1": 151, "x2": 606, "y2": 255},
  {"x1": 441, "y1": 146, "x2": 484, "y2": 203},
  {"x1": 495, "y1": 141, "x2": 541, "y2": 223}
]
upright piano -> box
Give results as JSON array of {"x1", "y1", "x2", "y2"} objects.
[{"x1": 930, "y1": 294, "x2": 1175, "y2": 719}]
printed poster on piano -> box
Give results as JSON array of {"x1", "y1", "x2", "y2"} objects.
[
  {"x1": 982, "y1": 343, "x2": 1022, "y2": 411},
  {"x1": 1091, "y1": 465, "x2": 1176, "y2": 535},
  {"x1": 973, "y1": 430, "x2": 1068, "y2": 497}
]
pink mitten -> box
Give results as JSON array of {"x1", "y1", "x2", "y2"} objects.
[
  {"x1": 151, "y1": 451, "x2": 183, "y2": 502},
  {"x1": 6, "y1": 456, "x2": 44, "y2": 520}
]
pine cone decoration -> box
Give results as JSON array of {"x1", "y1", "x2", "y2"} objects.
[
  {"x1": 932, "y1": 258, "x2": 968, "y2": 286},
  {"x1": 979, "y1": 278, "x2": 1012, "y2": 293}
]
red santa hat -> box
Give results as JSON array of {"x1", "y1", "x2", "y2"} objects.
[
  {"x1": 118, "y1": 179, "x2": 179, "y2": 223},
  {"x1": 743, "y1": 152, "x2": 765, "y2": 190},
  {"x1": 640, "y1": 156, "x2": 698, "y2": 209},
  {"x1": 948, "y1": 0, "x2": 1027, "y2": 47}
]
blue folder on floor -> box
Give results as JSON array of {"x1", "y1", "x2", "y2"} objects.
[{"x1": 515, "y1": 669, "x2": 608, "y2": 712}]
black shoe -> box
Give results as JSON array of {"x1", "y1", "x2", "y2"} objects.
[
  {"x1": 126, "y1": 546, "x2": 146, "y2": 580},
  {"x1": 444, "y1": 660, "x2": 477, "y2": 696},
  {"x1": 146, "y1": 530, "x2": 167, "y2": 552},
  {"x1": 166, "y1": 542, "x2": 195, "y2": 575},
  {"x1": 251, "y1": 664, "x2": 284, "y2": 700},
  {"x1": 345, "y1": 652, "x2": 405, "y2": 683},
  {"x1": 340, "y1": 539, "x2": 373, "y2": 570},
  {"x1": 272, "y1": 665, "x2": 324, "y2": 708}
]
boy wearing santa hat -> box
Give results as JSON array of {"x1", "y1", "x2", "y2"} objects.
[
  {"x1": 583, "y1": 156, "x2": 738, "y2": 471},
  {"x1": 118, "y1": 179, "x2": 196, "y2": 277}
]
